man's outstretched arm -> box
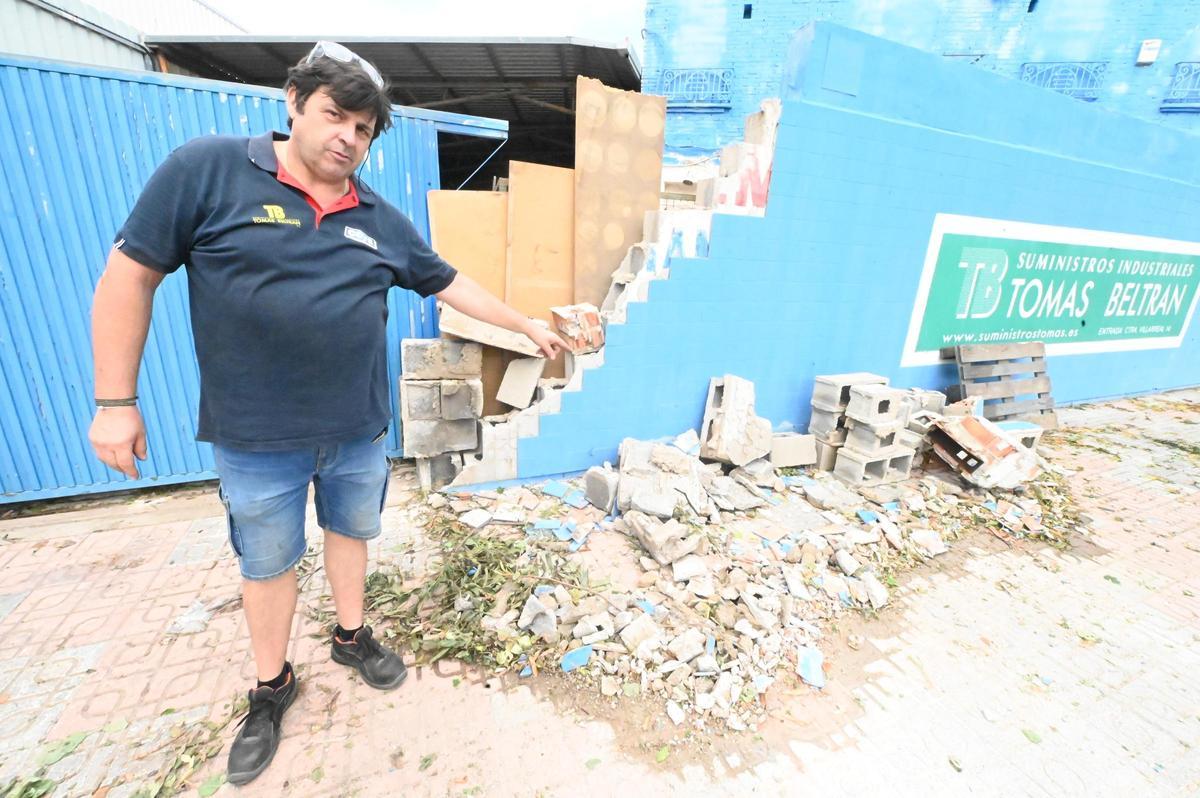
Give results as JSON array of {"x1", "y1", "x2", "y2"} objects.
[
  {"x1": 89, "y1": 249, "x2": 165, "y2": 478},
  {"x1": 435, "y1": 272, "x2": 568, "y2": 359}
]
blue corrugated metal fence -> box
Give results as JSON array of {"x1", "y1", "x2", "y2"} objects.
[{"x1": 0, "y1": 53, "x2": 506, "y2": 504}]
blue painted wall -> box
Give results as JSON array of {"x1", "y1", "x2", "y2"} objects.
[
  {"x1": 517, "y1": 23, "x2": 1200, "y2": 478},
  {"x1": 643, "y1": 0, "x2": 1200, "y2": 158}
]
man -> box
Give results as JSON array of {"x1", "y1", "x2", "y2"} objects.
[{"x1": 88, "y1": 42, "x2": 565, "y2": 786}]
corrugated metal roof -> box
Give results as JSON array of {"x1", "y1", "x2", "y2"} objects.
[
  {"x1": 144, "y1": 36, "x2": 644, "y2": 184},
  {"x1": 0, "y1": 0, "x2": 150, "y2": 71},
  {"x1": 83, "y1": 0, "x2": 246, "y2": 34}
]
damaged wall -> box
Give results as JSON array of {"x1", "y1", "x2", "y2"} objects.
[
  {"x1": 643, "y1": 0, "x2": 1200, "y2": 158},
  {"x1": 513, "y1": 22, "x2": 1200, "y2": 481}
]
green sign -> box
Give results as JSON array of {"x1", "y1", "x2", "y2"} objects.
[{"x1": 902, "y1": 214, "x2": 1200, "y2": 366}]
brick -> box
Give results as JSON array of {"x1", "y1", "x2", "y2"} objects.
[
  {"x1": 402, "y1": 419, "x2": 478, "y2": 458},
  {"x1": 497, "y1": 357, "x2": 547, "y2": 409},
  {"x1": 551, "y1": 303, "x2": 604, "y2": 353},
  {"x1": 812, "y1": 372, "x2": 890, "y2": 409},
  {"x1": 769, "y1": 433, "x2": 817, "y2": 467},
  {"x1": 401, "y1": 338, "x2": 482, "y2": 380}
]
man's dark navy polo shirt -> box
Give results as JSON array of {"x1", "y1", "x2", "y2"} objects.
[{"x1": 115, "y1": 131, "x2": 457, "y2": 451}]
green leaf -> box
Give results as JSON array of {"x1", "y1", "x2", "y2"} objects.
[
  {"x1": 949, "y1": 756, "x2": 962, "y2": 772},
  {"x1": 198, "y1": 773, "x2": 226, "y2": 797},
  {"x1": 655, "y1": 745, "x2": 670, "y2": 763},
  {"x1": 452, "y1": 678, "x2": 461, "y2": 688},
  {"x1": 38, "y1": 731, "x2": 89, "y2": 766},
  {"x1": 102, "y1": 717, "x2": 128, "y2": 734},
  {"x1": 419, "y1": 753, "x2": 437, "y2": 772},
  {"x1": 160, "y1": 707, "x2": 177, "y2": 716},
  {"x1": 585, "y1": 758, "x2": 602, "y2": 770},
  {"x1": 310, "y1": 766, "x2": 324, "y2": 783},
  {"x1": 1104, "y1": 575, "x2": 1120, "y2": 584},
  {"x1": 1022, "y1": 729, "x2": 1042, "y2": 744}
]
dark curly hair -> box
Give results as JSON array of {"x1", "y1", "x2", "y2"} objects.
[{"x1": 283, "y1": 56, "x2": 393, "y2": 142}]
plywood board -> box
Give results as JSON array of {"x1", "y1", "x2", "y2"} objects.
[
  {"x1": 428, "y1": 190, "x2": 507, "y2": 298},
  {"x1": 428, "y1": 190, "x2": 510, "y2": 412},
  {"x1": 506, "y1": 160, "x2": 574, "y2": 378},
  {"x1": 573, "y1": 76, "x2": 666, "y2": 308}
]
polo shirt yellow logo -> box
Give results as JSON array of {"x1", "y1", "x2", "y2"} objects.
[{"x1": 252, "y1": 204, "x2": 301, "y2": 226}]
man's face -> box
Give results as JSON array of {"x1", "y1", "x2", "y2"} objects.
[{"x1": 286, "y1": 87, "x2": 376, "y2": 183}]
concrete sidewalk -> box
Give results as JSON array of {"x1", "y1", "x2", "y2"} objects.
[{"x1": 0, "y1": 391, "x2": 1198, "y2": 797}]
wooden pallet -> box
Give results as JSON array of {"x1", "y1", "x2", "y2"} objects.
[{"x1": 950, "y1": 342, "x2": 1058, "y2": 429}]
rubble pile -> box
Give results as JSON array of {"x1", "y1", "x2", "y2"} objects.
[{"x1": 382, "y1": 370, "x2": 1077, "y2": 733}]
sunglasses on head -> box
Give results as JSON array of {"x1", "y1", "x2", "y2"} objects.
[{"x1": 304, "y1": 41, "x2": 385, "y2": 90}]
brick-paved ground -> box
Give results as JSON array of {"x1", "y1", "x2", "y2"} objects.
[{"x1": 1, "y1": 391, "x2": 1198, "y2": 797}]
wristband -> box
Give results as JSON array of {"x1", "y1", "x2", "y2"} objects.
[{"x1": 96, "y1": 396, "x2": 138, "y2": 408}]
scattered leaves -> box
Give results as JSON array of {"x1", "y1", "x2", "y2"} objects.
[
  {"x1": 1022, "y1": 729, "x2": 1042, "y2": 744},
  {"x1": 197, "y1": 774, "x2": 224, "y2": 797},
  {"x1": 654, "y1": 745, "x2": 670, "y2": 764},
  {"x1": 419, "y1": 754, "x2": 437, "y2": 772},
  {"x1": 1104, "y1": 575, "x2": 1120, "y2": 585},
  {"x1": 585, "y1": 758, "x2": 601, "y2": 770},
  {"x1": 38, "y1": 732, "x2": 88, "y2": 766}
]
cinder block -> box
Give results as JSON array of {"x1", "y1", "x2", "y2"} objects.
[
  {"x1": 439, "y1": 379, "x2": 483, "y2": 420},
  {"x1": 497, "y1": 357, "x2": 547, "y2": 409},
  {"x1": 769, "y1": 433, "x2": 817, "y2": 467},
  {"x1": 844, "y1": 384, "x2": 907, "y2": 425},
  {"x1": 812, "y1": 372, "x2": 890, "y2": 409},
  {"x1": 833, "y1": 445, "x2": 915, "y2": 487},
  {"x1": 416, "y1": 452, "x2": 463, "y2": 492},
  {"x1": 402, "y1": 419, "x2": 478, "y2": 458},
  {"x1": 400, "y1": 379, "x2": 440, "y2": 421},
  {"x1": 815, "y1": 440, "x2": 840, "y2": 471},
  {"x1": 699, "y1": 375, "x2": 772, "y2": 466},
  {"x1": 996, "y1": 420, "x2": 1045, "y2": 451},
  {"x1": 897, "y1": 428, "x2": 925, "y2": 452},
  {"x1": 808, "y1": 405, "x2": 847, "y2": 438},
  {"x1": 907, "y1": 409, "x2": 942, "y2": 436},
  {"x1": 401, "y1": 339, "x2": 482, "y2": 380},
  {"x1": 845, "y1": 419, "x2": 904, "y2": 455}
]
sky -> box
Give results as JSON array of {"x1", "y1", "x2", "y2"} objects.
[{"x1": 201, "y1": 0, "x2": 648, "y2": 58}]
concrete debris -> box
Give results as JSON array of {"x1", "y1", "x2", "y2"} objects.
[
  {"x1": 497, "y1": 357, "x2": 547, "y2": 410},
  {"x1": 769, "y1": 432, "x2": 817, "y2": 467},
  {"x1": 413, "y1": 366, "x2": 1080, "y2": 734},
  {"x1": 401, "y1": 338, "x2": 483, "y2": 380},
  {"x1": 699, "y1": 375, "x2": 773, "y2": 466},
  {"x1": 930, "y1": 415, "x2": 1039, "y2": 489},
  {"x1": 626, "y1": 512, "x2": 702, "y2": 565},
  {"x1": 551, "y1": 303, "x2": 605, "y2": 353},
  {"x1": 459, "y1": 508, "x2": 492, "y2": 528}
]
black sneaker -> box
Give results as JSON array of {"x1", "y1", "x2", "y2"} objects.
[
  {"x1": 330, "y1": 625, "x2": 407, "y2": 690},
  {"x1": 227, "y1": 663, "x2": 297, "y2": 786}
]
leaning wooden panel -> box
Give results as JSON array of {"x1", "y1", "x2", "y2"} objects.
[
  {"x1": 573, "y1": 76, "x2": 666, "y2": 308},
  {"x1": 506, "y1": 161, "x2": 574, "y2": 378},
  {"x1": 428, "y1": 190, "x2": 507, "y2": 298},
  {"x1": 428, "y1": 190, "x2": 510, "y2": 413}
]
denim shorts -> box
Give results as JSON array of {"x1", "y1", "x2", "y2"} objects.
[{"x1": 213, "y1": 428, "x2": 390, "y2": 581}]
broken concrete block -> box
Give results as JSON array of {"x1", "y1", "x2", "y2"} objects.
[
  {"x1": 626, "y1": 511, "x2": 702, "y2": 565},
  {"x1": 619, "y1": 612, "x2": 663, "y2": 653},
  {"x1": 897, "y1": 428, "x2": 925, "y2": 452},
  {"x1": 929, "y1": 416, "x2": 1038, "y2": 489},
  {"x1": 859, "y1": 572, "x2": 890, "y2": 608},
  {"x1": 518, "y1": 595, "x2": 558, "y2": 642},
  {"x1": 811, "y1": 372, "x2": 890, "y2": 409},
  {"x1": 629, "y1": 481, "x2": 678, "y2": 519},
  {"x1": 451, "y1": 418, "x2": 518, "y2": 486},
  {"x1": 845, "y1": 420, "x2": 904, "y2": 456},
  {"x1": 401, "y1": 338, "x2": 482, "y2": 379},
  {"x1": 402, "y1": 418, "x2": 478, "y2": 458},
  {"x1": 814, "y1": 440, "x2": 840, "y2": 471},
  {"x1": 497, "y1": 357, "x2": 547, "y2": 409},
  {"x1": 903, "y1": 388, "x2": 947, "y2": 417},
  {"x1": 808, "y1": 404, "x2": 847, "y2": 436},
  {"x1": 910, "y1": 528, "x2": 948, "y2": 557},
  {"x1": 844, "y1": 385, "x2": 907, "y2": 425},
  {"x1": 769, "y1": 433, "x2": 817, "y2": 467},
  {"x1": 551, "y1": 303, "x2": 604, "y2": 353},
  {"x1": 400, "y1": 379, "x2": 441, "y2": 421},
  {"x1": 459, "y1": 508, "x2": 492, "y2": 528},
  {"x1": 731, "y1": 458, "x2": 776, "y2": 488},
  {"x1": 907, "y1": 409, "x2": 942, "y2": 436},
  {"x1": 996, "y1": 420, "x2": 1045, "y2": 451},
  {"x1": 584, "y1": 466, "x2": 619, "y2": 513},
  {"x1": 834, "y1": 549, "x2": 862, "y2": 576},
  {"x1": 439, "y1": 379, "x2": 483, "y2": 420},
  {"x1": 699, "y1": 375, "x2": 772, "y2": 466},
  {"x1": 416, "y1": 452, "x2": 463, "y2": 491},
  {"x1": 437, "y1": 303, "x2": 541, "y2": 357},
  {"x1": 671, "y1": 554, "x2": 709, "y2": 582},
  {"x1": 666, "y1": 628, "x2": 706, "y2": 663},
  {"x1": 702, "y1": 473, "x2": 765, "y2": 511},
  {"x1": 833, "y1": 445, "x2": 915, "y2": 487}
]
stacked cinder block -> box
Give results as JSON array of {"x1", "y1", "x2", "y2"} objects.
[
  {"x1": 400, "y1": 339, "x2": 484, "y2": 462},
  {"x1": 833, "y1": 384, "x2": 917, "y2": 487},
  {"x1": 809, "y1": 373, "x2": 889, "y2": 471}
]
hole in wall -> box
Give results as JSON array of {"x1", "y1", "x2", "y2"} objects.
[
  {"x1": 743, "y1": 4, "x2": 752, "y2": 19},
  {"x1": 1026, "y1": 0, "x2": 1038, "y2": 11}
]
